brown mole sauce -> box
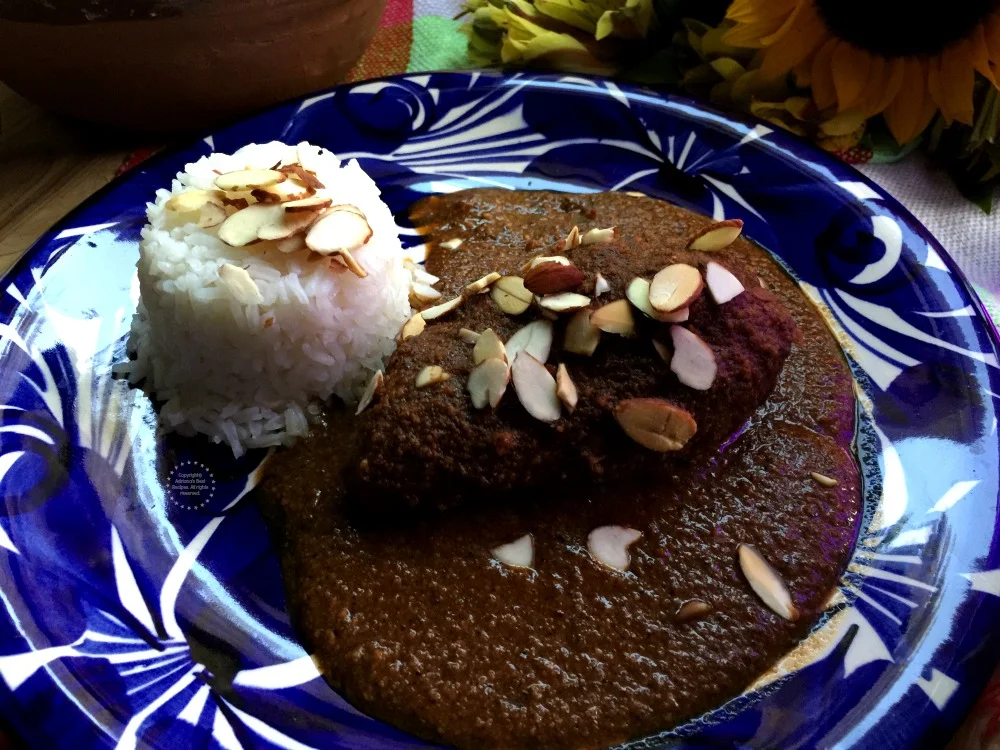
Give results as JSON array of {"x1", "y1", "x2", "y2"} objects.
[{"x1": 258, "y1": 191, "x2": 862, "y2": 749}]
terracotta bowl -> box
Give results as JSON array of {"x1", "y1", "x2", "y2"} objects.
[{"x1": 0, "y1": 0, "x2": 386, "y2": 131}]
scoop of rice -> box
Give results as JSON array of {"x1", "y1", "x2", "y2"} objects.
[{"x1": 123, "y1": 141, "x2": 412, "y2": 455}]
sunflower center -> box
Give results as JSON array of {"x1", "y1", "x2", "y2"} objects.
[{"x1": 814, "y1": 0, "x2": 1000, "y2": 57}]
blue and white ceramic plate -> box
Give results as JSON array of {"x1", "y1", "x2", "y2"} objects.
[{"x1": 1, "y1": 71, "x2": 998, "y2": 749}]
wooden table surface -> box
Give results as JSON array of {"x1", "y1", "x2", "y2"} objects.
[{"x1": 0, "y1": 83, "x2": 158, "y2": 276}]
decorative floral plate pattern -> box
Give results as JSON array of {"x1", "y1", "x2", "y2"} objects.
[{"x1": 0, "y1": 71, "x2": 998, "y2": 749}]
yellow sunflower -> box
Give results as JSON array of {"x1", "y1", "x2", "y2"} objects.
[{"x1": 724, "y1": 0, "x2": 1000, "y2": 144}]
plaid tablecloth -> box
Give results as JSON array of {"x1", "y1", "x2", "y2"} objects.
[{"x1": 351, "y1": 2, "x2": 1000, "y2": 747}]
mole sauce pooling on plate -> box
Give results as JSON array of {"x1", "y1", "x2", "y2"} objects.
[{"x1": 257, "y1": 190, "x2": 862, "y2": 749}]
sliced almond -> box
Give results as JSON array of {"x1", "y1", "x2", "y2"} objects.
[
  {"x1": 587, "y1": 526, "x2": 642, "y2": 572},
  {"x1": 439, "y1": 238, "x2": 464, "y2": 250},
  {"x1": 294, "y1": 144, "x2": 325, "y2": 177},
  {"x1": 473, "y1": 328, "x2": 507, "y2": 365},
  {"x1": 283, "y1": 196, "x2": 333, "y2": 213},
  {"x1": 511, "y1": 352, "x2": 561, "y2": 422},
  {"x1": 404, "y1": 261, "x2": 440, "y2": 287},
  {"x1": 257, "y1": 209, "x2": 319, "y2": 241},
  {"x1": 218, "y1": 264, "x2": 263, "y2": 304},
  {"x1": 688, "y1": 219, "x2": 744, "y2": 251},
  {"x1": 197, "y1": 202, "x2": 227, "y2": 229},
  {"x1": 811, "y1": 472, "x2": 838, "y2": 487},
  {"x1": 491, "y1": 534, "x2": 533, "y2": 568},
  {"x1": 538, "y1": 292, "x2": 591, "y2": 314},
  {"x1": 522, "y1": 255, "x2": 571, "y2": 273},
  {"x1": 276, "y1": 235, "x2": 306, "y2": 254},
  {"x1": 215, "y1": 168, "x2": 286, "y2": 192},
  {"x1": 704, "y1": 261, "x2": 745, "y2": 304},
  {"x1": 555, "y1": 363, "x2": 578, "y2": 413},
  {"x1": 459, "y1": 328, "x2": 481, "y2": 345},
  {"x1": 305, "y1": 206, "x2": 373, "y2": 256},
  {"x1": 649, "y1": 264, "x2": 703, "y2": 313},
  {"x1": 524, "y1": 260, "x2": 586, "y2": 295},
  {"x1": 663, "y1": 307, "x2": 690, "y2": 323},
  {"x1": 615, "y1": 398, "x2": 697, "y2": 452},
  {"x1": 565, "y1": 225, "x2": 581, "y2": 249},
  {"x1": 420, "y1": 296, "x2": 463, "y2": 320},
  {"x1": 670, "y1": 326, "x2": 716, "y2": 390},
  {"x1": 356, "y1": 370, "x2": 384, "y2": 415},
  {"x1": 676, "y1": 599, "x2": 713, "y2": 622},
  {"x1": 594, "y1": 273, "x2": 611, "y2": 297},
  {"x1": 401, "y1": 313, "x2": 426, "y2": 340},
  {"x1": 590, "y1": 299, "x2": 635, "y2": 336},
  {"x1": 626, "y1": 277, "x2": 679, "y2": 322},
  {"x1": 252, "y1": 180, "x2": 314, "y2": 204},
  {"x1": 338, "y1": 249, "x2": 368, "y2": 279},
  {"x1": 410, "y1": 282, "x2": 443, "y2": 305},
  {"x1": 166, "y1": 189, "x2": 223, "y2": 214},
  {"x1": 738, "y1": 544, "x2": 799, "y2": 621},
  {"x1": 465, "y1": 271, "x2": 501, "y2": 295},
  {"x1": 217, "y1": 203, "x2": 285, "y2": 247},
  {"x1": 652, "y1": 339, "x2": 671, "y2": 364},
  {"x1": 506, "y1": 320, "x2": 554, "y2": 364},
  {"x1": 581, "y1": 227, "x2": 616, "y2": 246},
  {"x1": 415, "y1": 366, "x2": 450, "y2": 388},
  {"x1": 468, "y1": 357, "x2": 510, "y2": 409},
  {"x1": 278, "y1": 162, "x2": 324, "y2": 190},
  {"x1": 564, "y1": 310, "x2": 601, "y2": 356},
  {"x1": 491, "y1": 276, "x2": 533, "y2": 316}
]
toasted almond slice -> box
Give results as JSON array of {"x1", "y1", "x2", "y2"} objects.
[
  {"x1": 705, "y1": 261, "x2": 745, "y2": 304},
  {"x1": 401, "y1": 313, "x2": 426, "y2": 340},
  {"x1": 459, "y1": 328, "x2": 481, "y2": 345},
  {"x1": 811, "y1": 472, "x2": 838, "y2": 487},
  {"x1": 555, "y1": 363, "x2": 578, "y2": 413},
  {"x1": 625, "y1": 277, "x2": 694, "y2": 322},
  {"x1": 590, "y1": 299, "x2": 635, "y2": 336},
  {"x1": 257, "y1": 209, "x2": 319, "y2": 241},
  {"x1": 652, "y1": 338, "x2": 671, "y2": 364},
  {"x1": 688, "y1": 219, "x2": 744, "y2": 251},
  {"x1": 356, "y1": 370, "x2": 384, "y2": 415},
  {"x1": 421, "y1": 296, "x2": 463, "y2": 320},
  {"x1": 410, "y1": 282, "x2": 443, "y2": 305},
  {"x1": 594, "y1": 273, "x2": 611, "y2": 296},
  {"x1": 465, "y1": 271, "x2": 502, "y2": 295},
  {"x1": 522, "y1": 255, "x2": 571, "y2": 273},
  {"x1": 468, "y1": 357, "x2": 510, "y2": 409},
  {"x1": 565, "y1": 225, "x2": 581, "y2": 249},
  {"x1": 491, "y1": 276, "x2": 533, "y2": 315},
  {"x1": 305, "y1": 206, "x2": 373, "y2": 255},
  {"x1": 415, "y1": 365, "x2": 450, "y2": 388},
  {"x1": 587, "y1": 526, "x2": 642, "y2": 572},
  {"x1": 198, "y1": 202, "x2": 227, "y2": 228},
  {"x1": 615, "y1": 398, "x2": 697, "y2": 452},
  {"x1": 217, "y1": 203, "x2": 285, "y2": 247},
  {"x1": 676, "y1": 599, "x2": 713, "y2": 622},
  {"x1": 538, "y1": 292, "x2": 591, "y2": 314},
  {"x1": 663, "y1": 307, "x2": 690, "y2": 323},
  {"x1": 506, "y1": 320, "x2": 554, "y2": 364},
  {"x1": 511, "y1": 352, "x2": 561, "y2": 422},
  {"x1": 440, "y1": 238, "x2": 464, "y2": 250},
  {"x1": 473, "y1": 328, "x2": 507, "y2": 365},
  {"x1": 524, "y1": 261, "x2": 586, "y2": 295},
  {"x1": 624, "y1": 190, "x2": 645, "y2": 198},
  {"x1": 564, "y1": 310, "x2": 601, "y2": 356},
  {"x1": 338, "y1": 249, "x2": 368, "y2": 279},
  {"x1": 738, "y1": 544, "x2": 799, "y2": 621},
  {"x1": 295, "y1": 143, "x2": 324, "y2": 175},
  {"x1": 279, "y1": 162, "x2": 325, "y2": 190},
  {"x1": 670, "y1": 326, "x2": 717, "y2": 390},
  {"x1": 492, "y1": 534, "x2": 533, "y2": 568},
  {"x1": 283, "y1": 196, "x2": 333, "y2": 213},
  {"x1": 218, "y1": 264, "x2": 263, "y2": 304},
  {"x1": 216, "y1": 168, "x2": 286, "y2": 192},
  {"x1": 581, "y1": 226, "x2": 616, "y2": 246},
  {"x1": 166, "y1": 189, "x2": 224, "y2": 214},
  {"x1": 404, "y1": 261, "x2": 440, "y2": 287},
  {"x1": 276, "y1": 234, "x2": 306, "y2": 254},
  {"x1": 252, "y1": 180, "x2": 314, "y2": 203},
  {"x1": 649, "y1": 264, "x2": 703, "y2": 313}
]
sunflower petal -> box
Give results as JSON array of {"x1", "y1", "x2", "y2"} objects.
[
  {"x1": 985, "y1": 11, "x2": 1000, "y2": 63},
  {"x1": 883, "y1": 58, "x2": 937, "y2": 144},
  {"x1": 810, "y1": 38, "x2": 839, "y2": 110},
  {"x1": 969, "y1": 22, "x2": 997, "y2": 85},
  {"x1": 724, "y1": 18, "x2": 789, "y2": 48},
  {"x1": 867, "y1": 57, "x2": 906, "y2": 117},
  {"x1": 937, "y1": 40, "x2": 976, "y2": 125},
  {"x1": 757, "y1": 2, "x2": 827, "y2": 81},
  {"x1": 727, "y1": 0, "x2": 795, "y2": 24},
  {"x1": 831, "y1": 43, "x2": 871, "y2": 112}
]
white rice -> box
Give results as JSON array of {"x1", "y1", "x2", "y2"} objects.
[{"x1": 124, "y1": 141, "x2": 412, "y2": 455}]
